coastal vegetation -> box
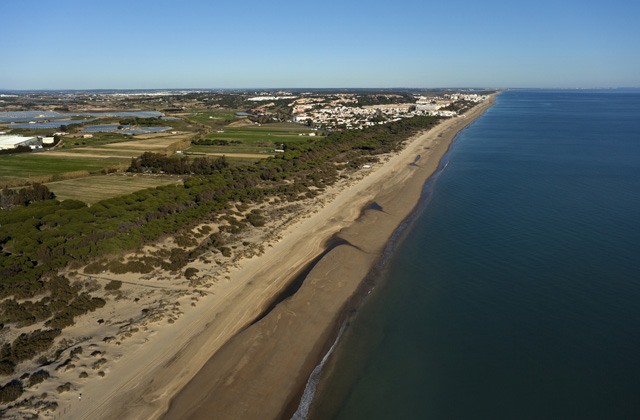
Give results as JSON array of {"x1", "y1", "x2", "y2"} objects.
[
  {"x1": 0, "y1": 114, "x2": 439, "y2": 310},
  {"x1": 127, "y1": 152, "x2": 230, "y2": 175}
]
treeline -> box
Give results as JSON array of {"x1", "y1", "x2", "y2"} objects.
[
  {"x1": 0, "y1": 146, "x2": 32, "y2": 156},
  {"x1": 192, "y1": 139, "x2": 242, "y2": 146},
  {"x1": 118, "y1": 117, "x2": 165, "y2": 126},
  {"x1": 0, "y1": 184, "x2": 55, "y2": 211},
  {"x1": 215, "y1": 94, "x2": 248, "y2": 109},
  {"x1": 128, "y1": 152, "x2": 229, "y2": 175},
  {"x1": 0, "y1": 115, "x2": 440, "y2": 339},
  {"x1": 59, "y1": 122, "x2": 84, "y2": 132}
]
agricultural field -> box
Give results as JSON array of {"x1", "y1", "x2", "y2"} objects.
[
  {"x1": 59, "y1": 132, "x2": 139, "y2": 148},
  {"x1": 184, "y1": 109, "x2": 240, "y2": 127},
  {"x1": 187, "y1": 122, "x2": 321, "y2": 156},
  {"x1": 0, "y1": 154, "x2": 127, "y2": 183},
  {"x1": 0, "y1": 132, "x2": 193, "y2": 183},
  {"x1": 186, "y1": 144, "x2": 274, "y2": 156},
  {"x1": 46, "y1": 174, "x2": 183, "y2": 204},
  {"x1": 51, "y1": 132, "x2": 192, "y2": 158},
  {"x1": 206, "y1": 122, "x2": 319, "y2": 144}
]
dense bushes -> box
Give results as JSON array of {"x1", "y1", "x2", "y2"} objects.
[
  {"x1": 0, "y1": 329, "x2": 60, "y2": 371},
  {"x1": 28, "y1": 369, "x2": 50, "y2": 386},
  {"x1": 128, "y1": 152, "x2": 229, "y2": 175},
  {"x1": 0, "y1": 379, "x2": 23, "y2": 403},
  {"x1": 0, "y1": 184, "x2": 55, "y2": 210},
  {"x1": 45, "y1": 293, "x2": 106, "y2": 329},
  {"x1": 246, "y1": 210, "x2": 265, "y2": 227},
  {"x1": 118, "y1": 117, "x2": 165, "y2": 126},
  {"x1": 0, "y1": 145, "x2": 31, "y2": 156},
  {"x1": 104, "y1": 280, "x2": 122, "y2": 291}
]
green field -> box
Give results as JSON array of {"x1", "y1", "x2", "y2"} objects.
[
  {"x1": 182, "y1": 122, "x2": 320, "y2": 157},
  {"x1": 186, "y1": 109, "x2": 240, "y2": 126},
  {"x1": 59, "y1": 133, "x2": 133, "y2": 148},
  {"x1": 204, "y1": 122, "x2": 320, "y2": 145},
  {"x1": 55, "y1": 149, "x2": 141, "y2": 158},
  {"x1": 46, "y1": 174, "x2": 183, "y2": 204},
  {"x1": 0, "y1": 154, "x2": 127, "y2": 182},
  {"x1": 187, "y1": 144, "x2": 274, "y2": 155}
]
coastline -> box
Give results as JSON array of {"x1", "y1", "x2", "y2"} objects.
[{"x1": 161, "y1": 95, "x2": 497, "y2": 420}]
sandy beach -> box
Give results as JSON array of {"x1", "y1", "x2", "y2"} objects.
[
  {"x1": 160, "y1": 96, "x2": 496, "y2": 420},
  {"x1": 2, "y1": 97, "x2": 496, "y2": 420}
]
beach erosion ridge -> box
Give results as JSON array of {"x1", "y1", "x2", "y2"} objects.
[{"x1": 68, "y1": 95, "x2": 497, "y2": 420}]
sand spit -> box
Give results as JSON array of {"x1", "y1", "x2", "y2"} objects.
[{"x1": 161, "y1": 96, "x2": 496, "y2": 420}]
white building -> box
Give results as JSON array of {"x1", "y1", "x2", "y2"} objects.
[{"x1": 0, "y1": 135, "x2": 39, "y2": 150}]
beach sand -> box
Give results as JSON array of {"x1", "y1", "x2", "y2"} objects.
[{"x1": 160, "y1": 96, "x2": 496, "y2": 420}]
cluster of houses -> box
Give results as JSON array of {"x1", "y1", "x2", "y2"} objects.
[{"x1": 289, "y1": 93, "x2": 488, "y2": 130}]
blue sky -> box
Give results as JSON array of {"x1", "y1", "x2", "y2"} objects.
[{"x1": 1, "y1": 0, "x2": 639, "y2": 89}]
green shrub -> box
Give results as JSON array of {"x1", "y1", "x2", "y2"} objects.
[
  {"x1": 0, "y1": 360, "x2": 16, "y2": 376},
  {"x1": 246, "y1": 211, "x2": 265, "y2": 227},
  {"x1": 9, "y1": 329, "x2": 60, "y2": 363},
  {"x1": 175, "y1": 235, "x2": 197, "y2": 248},
  {"x1": 104, "y1": 280, "x2": 122, "y2": 291},
  {"x1": 28, "y1": 369, "x2": 50, "y2": 387},
  {"x1": 56, "y1": 382, "x2": 72, "y2": 393},
  {"x1": 0, "y1": 379, "x2": 23, "y2": 403}
]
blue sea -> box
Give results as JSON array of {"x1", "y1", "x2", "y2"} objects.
[{"x1": 308, "y1": 90, "x2": 640, "y2": 419}]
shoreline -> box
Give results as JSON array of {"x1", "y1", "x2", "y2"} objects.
[
  {"x1": 294, "y1": 120, "x2": 466, "y2": 419},
  {"x1": 161, "y1": 95, "x2": 497, "y2": 420}
]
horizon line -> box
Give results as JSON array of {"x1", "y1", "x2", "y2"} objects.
[{"x1": 1, "y1": 87, "x2": 639, "y2": 92}]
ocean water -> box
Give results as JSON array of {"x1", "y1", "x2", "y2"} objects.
[{"x1": 309, "y1": 90, "x2": 640, "y2": 419}]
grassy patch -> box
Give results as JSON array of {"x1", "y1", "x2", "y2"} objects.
[
  {"x1": 187, "y1": 144, "x2": 274, "y2": 155},
  {"x1": 188, "y1": 122, "x2": 319, "y2": 158},
  {"x1": 205, "y1": 123, "x2": 318, "y2": 145},
  {"x1": 0, "y1": 154, "x2": 126, "y2": 181},
  {"x1": 185, "y1": 109, "x2": 240, "y2": 127},
  {"x1": 58, "y1": 133, "x2": 133, "y2": 148},
  {"x1": 46, "y1": 174, "x2": 183, "y2": 204}
]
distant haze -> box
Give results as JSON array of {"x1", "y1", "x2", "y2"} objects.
[{"x1": 1, "y1": 0, "x2": 639, "y2": 89}]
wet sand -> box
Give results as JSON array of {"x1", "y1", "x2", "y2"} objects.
[{"x1": 162, "y1": 96, "x2": 496, "y2": 420}]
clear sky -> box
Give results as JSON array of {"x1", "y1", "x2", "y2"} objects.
[{"x1": 1, "y1": 0, "x2": 639, "y2": 89}]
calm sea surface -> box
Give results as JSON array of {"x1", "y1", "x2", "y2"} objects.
[{"x1": 309, "y1": 90, "x2": 640, "y2": 419}]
